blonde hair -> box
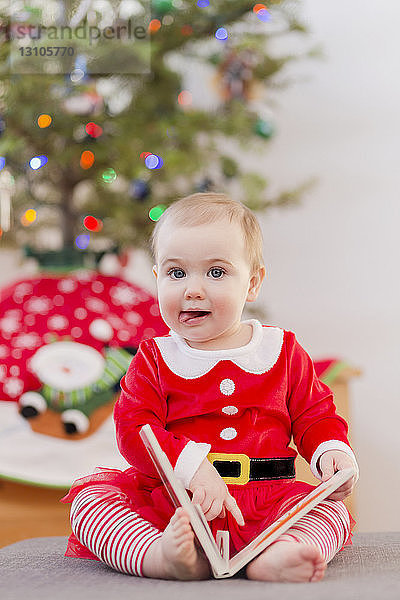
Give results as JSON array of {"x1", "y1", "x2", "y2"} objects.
[{"x1": 150, "y1": 192, "x2": 265, "y2": 275}]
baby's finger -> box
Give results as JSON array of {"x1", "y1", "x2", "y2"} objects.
[
  {"x1": 192, "y1": 487, "x2": 206, "y2": 506},
  {"x1": 225, "y1": 495, "x2": 245, "y2": 526},
  {"x1": 200, "y1": 493, "x2": 213, "y2": 515},
  {"x1": 328, "y1": 484, "x2": 353, "y2": 500},
  {"x1": 328, "y1": 491, "x2": 348, "y2": 501},
  {"x1": 335, "y1": 481, "x2": 353, "y2": 494},
  {"x1": 204, "y1": 499, "x2": 223, "y2": 522}
]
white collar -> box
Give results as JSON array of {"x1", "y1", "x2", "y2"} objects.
[{"x1": 153, "y1": 319, "x2": 284, "y2": 379}]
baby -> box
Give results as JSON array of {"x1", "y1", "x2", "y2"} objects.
[{"x1": 63, "y1": 192, "x2": 358, "y2": 582}]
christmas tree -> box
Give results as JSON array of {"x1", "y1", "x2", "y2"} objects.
[{"x1": 0, "y1": 0, "x2": 316, "y2": 267}]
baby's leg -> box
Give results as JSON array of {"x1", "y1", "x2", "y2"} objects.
[
  {"x1": 70, "y1": 486, "x2": 210, "y2": 580},
  {"x1": 246, "y1": 499, "x2": 351, "y2": 582}
]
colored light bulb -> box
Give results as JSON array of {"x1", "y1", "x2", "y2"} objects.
[
  {"x1": 75, "y1": 234, "x2": 90, "y2": 249},
  {"x1": 80, "y1": 150, "x2": 95, "y2": 169},
  {"x1": 149, "y1": 19, "x2": 161, "y2": 32},
  {"x1": 85, "y1": 122, "x2": 103, "y2": 138},
  {"x1": 102, "y1": 168, "x2": 117, "y2": 182},
  {"x1": 256, "y1": 8, "x2": 270, "y2": 22},
  {"x1": 29, "y1": 155, "x2": 47, "y2": 170},
  {"x1": 83, "y1": 215, "x2": 103, "y2": 232},
  {"x1": 37, "y1": 114, "x2": 52, "y2": 128},
  {"x1": 149, "y1": 205, "x2": 167, "y2": 221},
  {"x1": 145, "y1": 154, "x2": 163, "y2": 169},
  {"x1": 215, "y1": 27, "x2": 228, "y2": 41},
  {"x1": 24, "y1": 209, "x2": 37, "y2": 223}
]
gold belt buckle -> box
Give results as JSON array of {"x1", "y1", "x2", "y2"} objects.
[{"x1": 207, "y1": 452, "x2": 251, "y2": 485}]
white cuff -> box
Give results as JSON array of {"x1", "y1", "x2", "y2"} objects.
[
  {"x1": 310, "y1": 440, "x2": 359, "y2": 482},
  {"x1": 174, "y1": 440, "x2": 212, "y2": 489}
]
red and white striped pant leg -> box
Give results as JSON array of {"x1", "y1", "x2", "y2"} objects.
[
  {"x1": 277, "y1": 499, "x2": 351, "y2": 563},
  {"x1": 70, "y1": 485, "x2": 163, "y2": 576}
]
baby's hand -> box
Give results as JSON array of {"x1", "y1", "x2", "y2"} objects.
[
  {"x1": 188, "y1": 458, "x2": 245, "y2": 526},
  {"x1": 318, "y1": 450, "x2": 358, "y2": 501}
]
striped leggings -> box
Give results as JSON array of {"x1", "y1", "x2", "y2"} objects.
[{"x1": 70, "y1": 485, "x2": 351, "y2": 577}]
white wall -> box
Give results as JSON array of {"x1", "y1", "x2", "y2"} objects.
[{"x1": 247, "y1": 0, "x2": 400, "y2": 531}]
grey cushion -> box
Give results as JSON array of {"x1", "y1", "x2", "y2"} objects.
[{"x1": 1, "y1": 533, "x2": 399, "y2": 600}]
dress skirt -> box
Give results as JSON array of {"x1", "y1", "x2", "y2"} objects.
[{"x1": 61, "y1": 466, "x2": 355, "y2": 561}]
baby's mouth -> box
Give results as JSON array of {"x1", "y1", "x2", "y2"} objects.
[{"x1": 179, "y1": 310, "x2": 211, "y2": 323}]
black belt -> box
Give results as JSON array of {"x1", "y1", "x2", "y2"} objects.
[{"x1": 208, "y1": 453, "x2": 295, "y2": 485}]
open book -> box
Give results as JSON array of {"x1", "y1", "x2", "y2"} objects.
[{"x1": 139, "y1": 424, "x2": 355, "y2": 579}]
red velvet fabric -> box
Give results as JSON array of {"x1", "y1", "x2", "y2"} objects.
[{"x1": 114, "y1": 329, "x2": 350, "y2": 474}]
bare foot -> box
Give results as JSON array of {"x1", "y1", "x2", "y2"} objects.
[
  {"x1": 142, "y1": 507, "x2": 211, "y2": 580},
  {"x1": 246, "y1": 540, "x2": 327, "y2": 582}
]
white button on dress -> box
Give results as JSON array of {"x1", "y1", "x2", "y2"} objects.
[
  {"x1": 220, "y1": 378, "x2": 235, "y2": 396},
  {"x1": 220, "y1": 427, "x2": 237, "y2": 440},
  {"x1": 222, "y1": 406, "x2": 238, "y2": 415}
]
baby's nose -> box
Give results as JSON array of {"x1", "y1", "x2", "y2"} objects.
[{"x1": 184, "y1": 277, "x2": 205, "y2": 299}]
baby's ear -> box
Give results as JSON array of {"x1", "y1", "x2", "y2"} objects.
[{"x1": 247, "y1": 265, "x2": 266, "y2": 302}]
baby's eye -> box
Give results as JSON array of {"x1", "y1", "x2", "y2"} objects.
[
  {"x1": 209, "y1": 267, "x2": 225, "y2": 278},
  {"x1": 168, "y1": 268, "x2": 185, "y2": 279}
]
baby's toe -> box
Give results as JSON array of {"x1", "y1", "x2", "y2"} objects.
[
  {"x1": 299, "y1": 545, "x2": 321, "y2": 562},
  {"x1": 171, "y1": 507, "x2": 190, "y2": 526}
]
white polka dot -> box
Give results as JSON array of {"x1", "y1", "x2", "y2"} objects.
[
  {"x1": 53, "y1": 294, "x2": 64, "y2": 306},
  {"x1": 12, "y1": 349, "x2": 22, "y2": 359},
  {"x1": 15, "y1": 283, "x2": 32, "y2": 297},
  {"x1": 124, "y1": 312, "x2": 143, "y2": 326},
  {"x1": 6, "y1": 309, "x2": 22, "y2": 318},
  {"x1": 117, "y1": 330, "x2": 130, "y2": 342},
  {"x1": 220, "y1": 378, "x2": 235, "y2": 396},
  {"x1": 3, "y1": 377, "x2": 24, "y2": 397},
  {"x1": 47, "y1": 315, "x2": 68, "y2": 330},
  {"x1": 57, "y1": 279, "x2": 77, "y2": 293},
  {"x1": 222, "y1": 405, "x2": 238, "y2": 415},
  {"x1": 86, "y1": 297, "x2": 107, "y2": 313},
  {"x1": 150, "y1": 303, "x2": 160, "y2": 316},
  {"x1": 10, "y1": 365, "x2": 20, "y2": 376},
  {"x1": 24, "y1": 314, "x2": 35, "y2": 326},
  {"x1": 143, "y1": 328, "x2": 156, "y2": 339},
  {"x1": 220, "y1": 427, "x2": 237, "y2": 440},
  {"x1": 71, "y1": 327, "x2": 83, "y2": 338},
  {"x1": 74, "y1": 308, "x2": 87, "y2": 320},
  {"x1": 0, "y1": 345, "x2": 9, "y2": 359},
  {"x1": 89, "y1": 318, "x2": 113, "y2": 341},
  {"x1": 91, "y1": 281, "x2": 104, "y2": 294}
]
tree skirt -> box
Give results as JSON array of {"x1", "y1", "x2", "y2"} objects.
[
  {"x1": 0, "y1": 401, "x2": 129, "y2": 488},
  {"x1": 0, "y1": 269, "x2": 168, "y2": 487},
  {"x1": 0, "y1": 270, "x2": 168, "y2": 402}
]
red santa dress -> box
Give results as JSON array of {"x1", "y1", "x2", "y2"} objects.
[{"x1": 62, "y1": 319, "x2": 356, "y2": 560}]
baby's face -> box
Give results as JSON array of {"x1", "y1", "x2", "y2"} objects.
[{"x1": 153, "y1": 219, "x2": 263, "y2": 349}]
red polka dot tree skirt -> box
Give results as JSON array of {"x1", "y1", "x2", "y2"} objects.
[
  {"x1": 0, "y1": 270, "x2": 168, "y2": 403},
  {"x1": 0, "y1": 270, "x2": 168, "y2": 487}
]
